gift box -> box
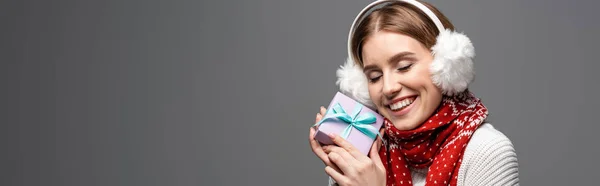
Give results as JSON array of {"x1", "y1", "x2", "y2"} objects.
[{"x1": 313, "y1": 92, "x2": 384, "y2": 155}]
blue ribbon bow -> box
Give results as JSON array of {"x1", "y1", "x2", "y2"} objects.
[{"x1": 315, "y1": 103, "x2": 380, "y2": 140}]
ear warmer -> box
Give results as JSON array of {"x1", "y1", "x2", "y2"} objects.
[{"x1": 336, "y1": 0, "x2": 475, "y2": 108}]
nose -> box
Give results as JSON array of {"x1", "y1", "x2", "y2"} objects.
[{"x1": 382, "y1": 73, "x2": 401, "y2": 98}]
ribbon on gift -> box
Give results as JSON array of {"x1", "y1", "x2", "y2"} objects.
[{"x1": 315, "y1": 103, "x2": 380, "y2": 140}]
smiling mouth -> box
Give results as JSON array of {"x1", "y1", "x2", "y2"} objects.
[{"x1": 388, "y1": 96, "x2": 416, "y2": 112}]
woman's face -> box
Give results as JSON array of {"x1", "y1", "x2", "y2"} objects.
[{"x1": 361, "y1": 30, "x2": 443, "y2": 130}]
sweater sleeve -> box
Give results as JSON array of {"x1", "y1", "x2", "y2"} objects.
[
  {"x1": 328, "y1": 177, "x2": 338, "y2": 186},
  {"x1": 458, "y1": 124, "x2": 520, "y2": 186}
]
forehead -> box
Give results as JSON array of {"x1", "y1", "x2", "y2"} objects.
[{"x1": 361, "y1": 30, "x2": 426, "y2": 65}]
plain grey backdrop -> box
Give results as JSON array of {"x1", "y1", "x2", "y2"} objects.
[{"x1": 2, "y1": 0, "x2": 599, "y2": 185}]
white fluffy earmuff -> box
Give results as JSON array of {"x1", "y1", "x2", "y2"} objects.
[{"x1": 336, "y1": 0, "x2": 475, "y2": 107}]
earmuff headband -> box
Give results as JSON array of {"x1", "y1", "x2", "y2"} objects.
[
  {"x1": 338, "y1": 0, "x2": 475, "y2": 107},
  {"x1": 347, "y1": 0, "x2": 445, "y2": 59}
]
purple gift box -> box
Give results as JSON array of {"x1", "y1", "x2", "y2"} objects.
[{"x1": 313, "y1": 92, "x2": 384, "y2": 155}]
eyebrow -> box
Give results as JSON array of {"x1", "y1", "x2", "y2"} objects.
[{"x1": 363, "y1": 51, "x2": 415, "y2": 73}]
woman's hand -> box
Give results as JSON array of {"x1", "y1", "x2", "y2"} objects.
[
  {"x1": 309, "y1": 106, "x2": 342, "y2": 172},
  {"x1": 309, "y1": 106, "x2": 386, "y2": 186},
  {"x1": 322, "y1": 127, "x2": 386, "y2": 186}
]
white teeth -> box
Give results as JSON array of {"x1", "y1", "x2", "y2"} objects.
[
  {"x1": 391, "y1": 103, "x2": 398, "y2": 110},
  {"x1": 390, "y1": 98, "x2": 414, "y2": 111}
]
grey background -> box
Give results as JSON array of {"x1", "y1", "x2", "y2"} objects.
[{"x1": 2, "y1": 0, "x2": 598, "y2": 185}]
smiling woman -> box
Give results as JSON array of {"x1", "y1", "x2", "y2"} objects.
[
  {"x1": 361, "y1": 31, "x2": 442, "y2": 131},
  {"x1": 308, "y1": 0, "x2": 519, "y2": 186}
]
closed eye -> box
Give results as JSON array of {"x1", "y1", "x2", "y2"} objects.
[
  {"x1": 397, "y1": 64, "x2": 413, "y2": 72},
  {"x1": 366, "y1": 71, "x2": 382, "y2": 83},
  {"x1": 368, "y1": 75, "x2": 381, "y2": 83}
]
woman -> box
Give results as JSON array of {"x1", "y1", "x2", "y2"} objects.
[{"x1": 309, "y1": 0, "x2": 519, "y2": 185}]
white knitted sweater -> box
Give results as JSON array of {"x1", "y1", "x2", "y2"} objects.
[{"x1": 328, "y1": 123, "x2": 519, "y2": 186}]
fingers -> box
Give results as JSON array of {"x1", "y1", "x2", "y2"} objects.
[
  {"x1": 327, "y1": 133, "x2": 365, "y2": 161},
  {"x1": 370, "y1": 128, "x2": 384, "y2": 153},
  {"x1": 376, "y1": 128, "x2": 384, "y2": 151},
  {"x1": 311, "y1": 106, "x2": 344, "y2": 173},
  {"x1": 369, "y1": 129, "x2": 385, "y2": 169},
  {"x1": 309, "y1": 128, "x2": 343, "y2": 172},
  {"x1": 315, "y1": 106, "x2": 327, "y2": 124},
  {"x1": 309, "y1": 127, "x2": 330, "y2": 165},
  {"x1": 326, "y1": 151, "x2": 355, "y2": 176},
  {"x1": 325, "y1": 166, "x2": 347, "y2": 185},
  {"x1": 315, "y1": 113, "x2": 322, "y2": 124},
  {"x1": 323, "y1": 145, "x2": 359, "y2": 166}
]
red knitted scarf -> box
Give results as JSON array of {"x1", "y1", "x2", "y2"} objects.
[{"x1": 378, "y1": 91, "x2": 488, "y2": 186}]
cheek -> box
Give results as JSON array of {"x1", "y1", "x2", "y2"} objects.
[
  {"x1": 367, "y1": 83, "x2": 381, "y2": 104},
  {"x1": 408, "y1": 65, "x2": 442, "y2": 106},
  {"x1": 402, "y1": 65, "x2": 434, "y2": 89},
  {"x1": 416, "y1": 64, "x2": 433, "y2": 82}
]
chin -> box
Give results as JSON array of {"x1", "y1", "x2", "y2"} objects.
[
  {"x1": 391, "y1": 119, "x2": 420, "y2": 130},
  {"x1": 381, "y1": 110, "x2": 423, "y2": 130}
]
